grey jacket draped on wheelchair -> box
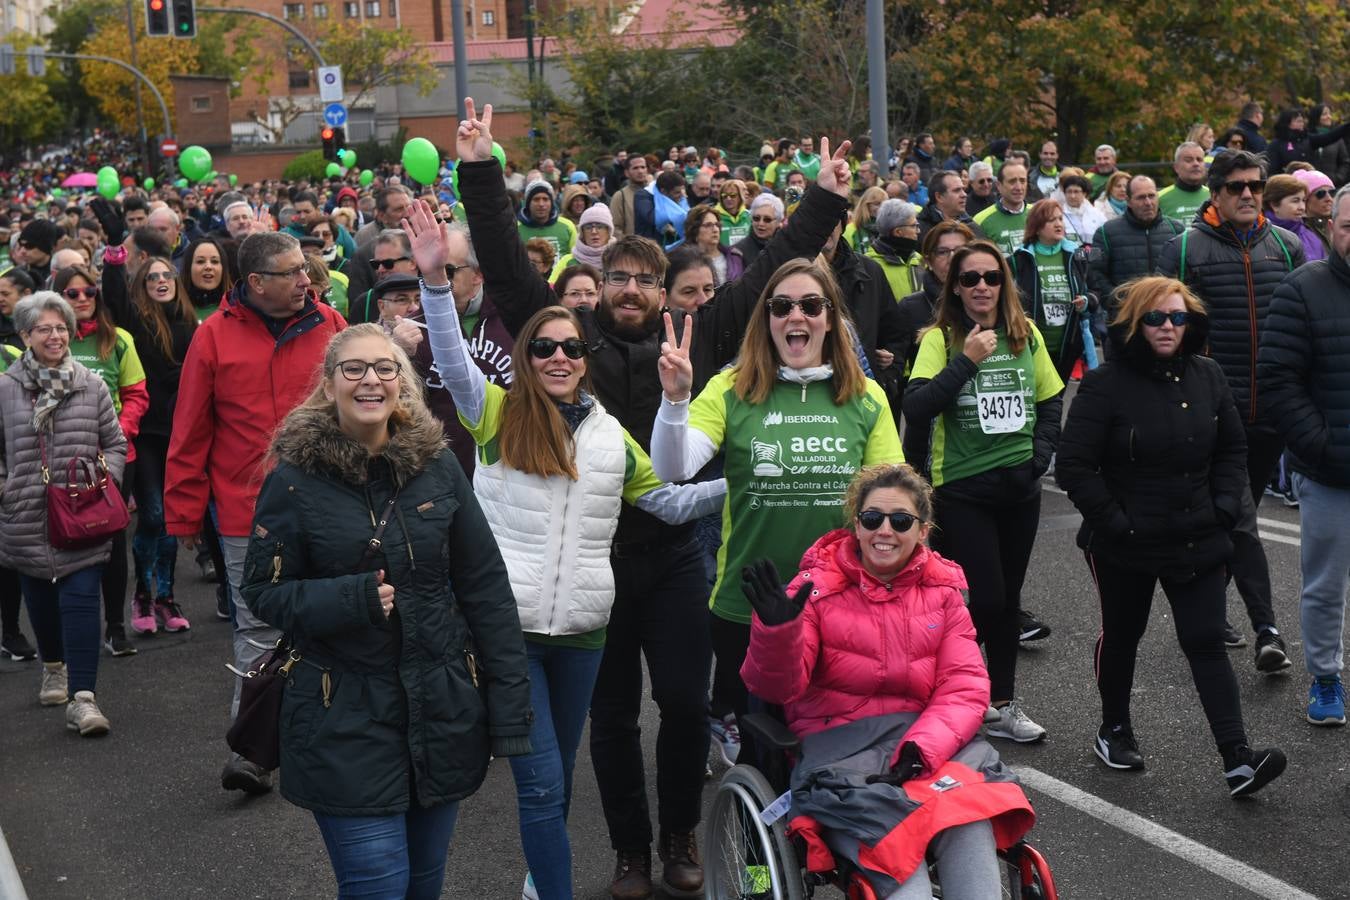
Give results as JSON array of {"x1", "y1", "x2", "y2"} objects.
[{"x1": 788, "y1": 713, "x2": 1036, "y2": 895}]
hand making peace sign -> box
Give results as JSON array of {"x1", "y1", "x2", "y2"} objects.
[{"x1": 658, "y1": 311, "x2": 694, "y2": 403}]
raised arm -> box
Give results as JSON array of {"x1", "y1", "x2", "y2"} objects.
[{"x1": 455, "y1": 97, "x2": 557, "y2": 337}]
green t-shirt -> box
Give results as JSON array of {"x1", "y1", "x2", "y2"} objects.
[
  {"x1": 687, "y1": 370, "x2": 903, "y2": 623},
  {"x1": 719, "y1": 208, "x2": 751, "y2": 246},
  {"x1": 1087, "y1": 170, "x2": 1112, "y2": 200},
  {"x1": 912, "y1": 324, "x2": 1063, "y2": 487},
  {"x1": 0, "y1": 343, "x2": 19, "y2": 372},
  {"x1": 792, "y1": 151, "x2": 822, "y2": 182},
  {"x1": 1157, "y1": 183, "x2": 1210, "y2": 224},
  {"x1": 763, "y1": 161, "x2": 795, "y2": 195},
  {"x1": 1031, "y1": 250, "x2": 1071, "y2": 359},
  {"x1": 972, "y1": 203, "x2": 1030, "y2": 258},
  {"x1": 68, "y1": 326, "x2": 146, "y2": 413},
  {"x1": 462, "y1": 384, "x2": 664, "y2": 648},
  {"x1": 844, "y1": 222, "x2": 875, "y2": 255},
  {"x1": 517, "y1": 218, "x2": 577, "y2": 257}
]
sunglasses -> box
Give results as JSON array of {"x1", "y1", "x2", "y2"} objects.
[
  {"x1": 766, "y1": 295, "x2": 830, "y2": 318},
  {"x1": 958, "y1": 269, "x2": 1003, "y2": 288},
  {"x1": 1141, "y1": 310, "x2": 1189, "y2": 327},
  {"x1": 1221, "y1": 179, "x2": 1265, "y2": 196},
  {"x1": 857, "y1": 509, "x2": 921, "y2": 533},
  {"x1": 63, "y1": 286, "x2": 98, "y2": 300},
  {"x1": 371, "y1": 256, "x2": 412, "y2": 270},
  {"x1": 751, "y1": 215, "x2": 778, "y2": 223},
  {"x1": 528, "y1": 337, "x2": 588, "y2": 360},
  {"x1": 1313, "y1": 188, "x2": 1334, "y2": 199},
  {"x1": 145, "y1": 271, "x2": 174, "y2": 283}
]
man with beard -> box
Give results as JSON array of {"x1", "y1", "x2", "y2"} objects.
[{"x1": 452, "y1": 97, "x2": 854, "y2": 900}]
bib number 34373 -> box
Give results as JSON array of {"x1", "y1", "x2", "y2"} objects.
[{"x1": 976, "y1": 369, "x2": 1027, "y2": 434}]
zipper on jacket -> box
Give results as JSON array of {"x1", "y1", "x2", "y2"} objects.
[{"x1": 1241, "y1": 248, "x2": 1258, "y2": 424}]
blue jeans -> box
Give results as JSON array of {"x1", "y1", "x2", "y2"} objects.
[
  {"x1": 313, "y1": 802, "x2": 460, "y2": 900},
  {"x1": 1294, "y1": 474, "x2": 1350, "y2": 678},
  {"x1": 131, "y1": 434, "x2": 178, "y2": 598},
  {"x1": 509, "y1": 641, "x2": 604, "y2": 900},
  {"x1": 21, "y1": 565, "x2": 104, "y2": 695}
]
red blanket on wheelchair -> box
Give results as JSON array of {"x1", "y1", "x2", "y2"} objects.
[{"x1": 787, "y1": 712, "x2": 1035, "y2": 893}]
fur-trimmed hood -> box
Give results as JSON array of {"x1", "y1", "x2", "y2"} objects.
[{"x1": 271, "y1": 404, "x2": 447, "y2": 486}]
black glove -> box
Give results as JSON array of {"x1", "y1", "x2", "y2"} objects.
[
  {"x1": 865, "y1": 741, "x2": 924, "y2": 786},
  {"x1": 89, "y1": 197, "x2": 126, "y2": 246},
  {"x1": 740, "y1": 558, "x2": 810, "y2": 626}
]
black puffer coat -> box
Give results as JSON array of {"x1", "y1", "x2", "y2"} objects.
[
  {"x1": 1257, "y1": 252, "x2": 1350, "y2": 487},
  {"x1": 1087, "y1": 210, "x2": 1183, "y2": 306},
  {"x1": 241, "y1": 405, "x2": 531, "y2": 816},
  {"x1": 1010, "y1": 244, "x2": 1098, "y2": 382},
  {"x1": 1056, "y1": 315, "x2": 1247, "y2": 579},
  {"x1": 1157, "y1": 204, "x2": 1304, "y2": 424}
]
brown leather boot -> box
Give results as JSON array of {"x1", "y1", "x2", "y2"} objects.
[
  {"x1": 609, "y1": 847, "x2": 653, "y2": 899},
  {"x1": 658, "y1": 829, "x2": 703, "y2": 896}
]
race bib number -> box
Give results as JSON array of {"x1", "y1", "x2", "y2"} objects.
[
  {"x1": 976, "y1": 369, "x2": 1027, "y2": 434},
  {"x1": 1044, "y1": 302, "x2": 1069, "y2": 326}
]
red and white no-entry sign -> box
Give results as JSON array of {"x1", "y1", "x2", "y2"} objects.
[{"x1": 160, "y1": 140, "x2": 179, "y2": 156}]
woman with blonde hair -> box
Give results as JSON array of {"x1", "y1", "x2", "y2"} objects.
[
  {"x1": 903, "y1": 240, "x2": 1064, "y2": 744},
  {"x1": 1056, "y1": 276, "x2": 1286, "y2": 796},
  {"x1": 715, "y1": 178, "x2": 751, "y2": 245},
  {"x1": 652, "y1": 256, "x2": 903, "y2": 766},
  {"x1": 1094, "y1": 170, "x2": 1132, "y2": 222},
  {"x1": 242, "y1": 323, "x2": 532, "y2": 896},
  {"x1": 406, "y1": 200, "x2": 724, "y2": 900},
  {"x1": 844, "y1": 185, "x2": 887, "y2": 254}
]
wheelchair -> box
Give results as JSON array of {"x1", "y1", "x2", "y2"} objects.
[{"x1": 704, "y1": 712, "x2": 1057, "y2": 900}]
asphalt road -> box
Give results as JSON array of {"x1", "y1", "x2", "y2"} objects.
[{"x1": 0, "y1": 481, "x2": 1343, "y2": 899}]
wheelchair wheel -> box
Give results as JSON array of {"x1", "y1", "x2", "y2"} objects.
[
  {"x1": 999, "y1": 841, "x2": 1058, "y2": 900},
  {"x1": 704, "y1": 764, "x2": 805, "y2": 900}
]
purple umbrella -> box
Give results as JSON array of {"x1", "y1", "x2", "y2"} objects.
[{"x1": 61, "y1": 172, "x2": 98, "y2": 188}]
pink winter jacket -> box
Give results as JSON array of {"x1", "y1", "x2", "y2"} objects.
[{"x1": 741, "y1": 529, "x2": 990, "y2": 773}]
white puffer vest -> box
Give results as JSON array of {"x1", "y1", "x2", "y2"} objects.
[{"x1": 472, "y1": 401, "x2": 627, "y2": 635}]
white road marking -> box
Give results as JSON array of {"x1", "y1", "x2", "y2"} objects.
[
  {"x1": 1258, "y1": 517, "x2": 1301, "y2": 534},
  {"x1": 1040, "y1": 484, "x2": 1301, "y2": 546},
  {"x1": 1017, "y1": 766, "x2": 1320, "y2": 900}
]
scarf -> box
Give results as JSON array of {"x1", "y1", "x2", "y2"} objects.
[
  {"x1": 777, "y1": 364, "x2": 834, "y2": 385},
  {"x1": 1108, "y1": 197, "x2": 1127, "y2": 214},
  {"x1": 20, "y1": 347, "x2": 76, "y2": 433},
  {"x1": 1032, "y1": 238, "x2": 1078, "y2": 256},
  {"x1": 554, "y1": 390, "x2": 594, "y2": 433},
  {"x1": 571, "y1": 238, "x2": 609, "y2": 268}
]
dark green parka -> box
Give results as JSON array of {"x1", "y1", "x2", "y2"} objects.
[{"x1": 241, "y1": 404, "x2": 532, "y2": 817}]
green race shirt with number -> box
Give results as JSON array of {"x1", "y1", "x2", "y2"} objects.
[
  {"x1": 68, "y1": 327, "x2": 146, "y2": 413},
  {"x1": 971, "y1": 203, "x2": 1030, "y2": 258},
  {"x1": 1156, "y1": 184, "x2": 1210, "y2": 224},
  {"x1": 687, "y1": 370, "x2": 903, "y2": 623},
  {"x1": 911, "y1": 323, "x2": 1063, "y2": 487},
  {"x1": 1032, "y1": 250, "x2": 1071, "y2": 359}
]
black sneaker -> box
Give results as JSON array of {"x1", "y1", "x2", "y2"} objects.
[
  {"x1": 1222, "y1": 621, "x2": 1247, "y2": 649},
  {"x1": 215, "y1": 585, "x2": 232, "y2": 621},
  {"x1": 1224, "y1": 745, "x2": 1286, "y2": 799},
  {"x1": 103, "y1": 625, "x2": 138, "y2": 657},
  {"x1": 1, "y1": 631, "x2": 38, "y2": 661},
  {"x1": 1094, "y1": 723, "x2": 1145, "y2": 771},
  {"x1": 1254, "y1": 630, "x2": 1292, "y2": 673},
  {"x1": 1018, "y1": 609, "x2": 1051, "y2": 642},
  {"x1": 221, "y1": 755, "x2": 273, "y2": 795}
]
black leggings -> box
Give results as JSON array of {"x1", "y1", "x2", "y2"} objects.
[
  {"x1": 928, "y1": 488, "x2": 1040, "y2": 702},
  {"x1": 102, "y1": 461, "x2": 135, "y2": 629},
  {"x1": 0, "y1": 564, "x2": 21, "y2": 634},
  {"x1": 709, "y1": 613, "x2": 750, "y2": 721},
  {"x1": 1087, "y1": 553, "x2": 1246, "y2": 752}
]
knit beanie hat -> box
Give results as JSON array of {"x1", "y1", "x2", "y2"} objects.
[
  {"x1": 18, "y1": 219, "x2": 61, "y2": 255},
  {"x1": 578, "y1": 203, "x2": 613, "y2": 231},
  {"x1": 524, "y1": 180, "x2": 555, "y2": 203},
  {"x1": 1292, "y1": 169, "x2": 1334, "y2": 195}
]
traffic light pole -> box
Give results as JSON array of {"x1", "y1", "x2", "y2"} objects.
[
  {"x1": 197, "y1": 6, "x2": 326, "y2": 66},
  {"x1": 125, "y1": 0, "x2": 149, "y2": 170}
]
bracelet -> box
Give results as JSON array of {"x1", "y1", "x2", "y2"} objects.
[
  {"x1": 103, "y1": 245, "x2": 128, "y2": 265},
  {"x1": 420, "y1": 278, "x2": 452, "y2": 294}
]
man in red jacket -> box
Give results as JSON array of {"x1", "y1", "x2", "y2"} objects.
[{"x1": 164, "y1": 231, "x2": 346, "y2": 795}]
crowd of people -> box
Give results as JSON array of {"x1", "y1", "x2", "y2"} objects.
[{"x1": 2, "y1": 93, "x2": 1347, "y2": 899}]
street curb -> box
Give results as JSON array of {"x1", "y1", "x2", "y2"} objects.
[{"x1": 0, "y1": 821, "x2": 28, "y2": 899}]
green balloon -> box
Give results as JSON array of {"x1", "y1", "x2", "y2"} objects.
[
  {"x1": 325, "y1": 162, "x2": 341, "y2": 178},
  {"x1": 359, "y1": 168, "x2": 374, "y2": 187},
  {"x1": 401, "y1": 137, "x2": 440, "y2": 185},
  {"x1": 339, "y1": 149, "x2": 356, "y2": 168},
  {"x1": 174, "y1": 178, "x2": 188, "y2": 188},
  {"x1": 178, "y1": 145, "x2": 212, "y2": 183},
  {"x1": 51, "y1": 187, "x2": 64, "y2": 197},
  {"x1": 229, "y1": 173, "x2": 238, "y2": 186},
  {"x1": 143, "y1": 177, "x2": 155, "y2": 190},
  {"x1": 491, "y1": 141, "x2": 506, "y2": 169},
  {"x1": 96, "y1": 165, "x2": 119, "y2": 199}
]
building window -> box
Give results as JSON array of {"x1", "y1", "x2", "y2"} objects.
[
  {"x1": 344, "y1": 1, "x2": 358, "y2": 16},
  {"x1": 387, "y1": 0, "x2": 396, "y2": 15},
  {"x1": 191, "y1": 95, "x2": 212, "y2": 112},
  {"x1": 364, "y1": 0, "x2": 379, "y2": 15},
  {"x1": 482, "y1": 9, "x2": 494, "y2": 25},
  {"x1": 313, "y1": 2, "x2": 328, "y2": 16},
  {"x1": 282, "y1": 2, "x2": 304, "y2": 18},
  {"x1": 288, "y1": 69, "x2": 310, "y2": 89}
]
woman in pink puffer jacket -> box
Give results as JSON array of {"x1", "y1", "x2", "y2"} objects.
[{"x1": 740, "y1": 463, "x2": 1032, "y2": 899}]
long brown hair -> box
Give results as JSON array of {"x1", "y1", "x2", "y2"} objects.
[
  {"x1": 927, "y1": 241, "x2": 1031, "y2": 356},
  {"x1": 732, "y1": 258, "x2": 867, "y2": 405},
  {"x1": 130, "y1": 256, "x2": 197, "y2": 361},
  {"x1": 51, "y1": 264, "x2": 116, "y2": 359},
  {"x1": 499, "y1": 306, "x2": 591, "y2": 480}
]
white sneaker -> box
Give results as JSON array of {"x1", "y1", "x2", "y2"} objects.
[
  {"x1": 39, "y1": 662, "x2": 68, "y2": 706},
  {"x1": 985, "y1": 701, "x2": 1046, "y2": 743},
  {"x1": 709, "y1": 713, "x2": 741, "y2": 766},
  {"x1": 521, "y1": 872, "x2": 538, "y2": 900},
  {"x1": 65, "y1": 691, "x2": 110, "y2": 737}
]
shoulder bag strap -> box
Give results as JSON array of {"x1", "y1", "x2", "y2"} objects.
[{"x1": 355, "y1": 492, "x2": 400, "y2": 573}]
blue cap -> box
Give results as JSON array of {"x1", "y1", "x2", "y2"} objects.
[{"x1": 568, "y1": 171, "x2": 589, "y2": 184}]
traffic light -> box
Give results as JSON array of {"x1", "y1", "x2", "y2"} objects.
[
  {"x1": 145, "y1": 0, "x2": 170, "y2": 35},
  {"x1": 322, "y1": 127, "x2": 336, "y2": 160},
  {"x1": 332, "y1": 127, "x2": 346, "y2": 156},
  {"x1": 171, "y1": 0, "x2": 196, "y2": 37}
]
